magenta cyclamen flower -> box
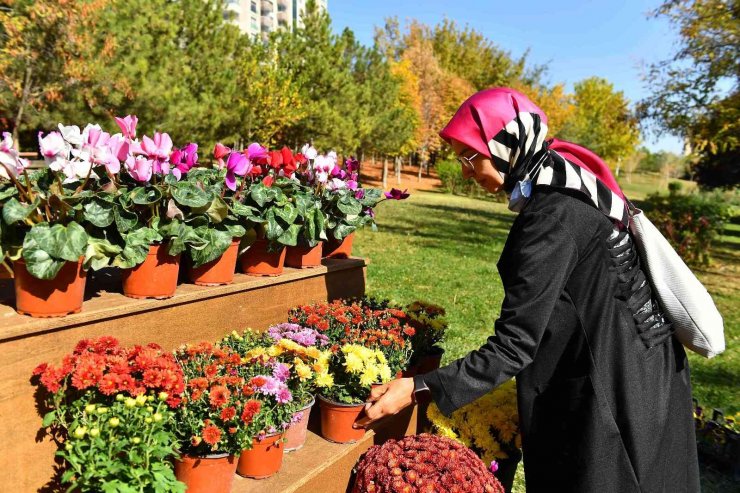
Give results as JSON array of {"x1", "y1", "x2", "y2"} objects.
[
  {"x1": 170, "y1": 143, "x2": 198, "y2": 180},
  {"x1": 246, "y1": 142, "x2": 268, "y2": 161},
  {"x1": 225, "y1": 152, "x2": 251, "y2": 191},
  {"x1": 384, "y1": 188, "x2": 410, "y2": 200},
  {"x1": 125, "y1": 155, "x2": 153, "y2": 183},
  {"x1": 114, "y1": 114, "x2": 138, "y2": 139},
  {"x1": 345, "y1": 157, "x2": 359, "y2": 173},
  {"x1": 139, "y1": 132, "x2": 173, "y2": 162},
  {"x1": 355, "y1": 189, "x2": 365, "y2": 200}
]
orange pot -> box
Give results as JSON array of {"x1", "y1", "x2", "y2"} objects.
[
  {"x1": 285, "y1": 397, "x2": 315, "y2": 451},
  {"x1": 237, "y1": 433, "x2": 285, "y2": 479},
  {"x1": 285, "y1": 242, "x2": 323, "y2": 269},
  {"x1": 318, "y1": 395, "x2": 366, "y2": 444},
  {"x1": 322, "y1": 232, "x2": 355, "y2": 259},
  {"x1": 240, "y1": 239, "x2": 286, "y2": 276},
  {"x1": 122, "y1": 244, "x2": 180, "y2": 299},
  {"x1": 174, "y1": 453, "x2": 237, "y2": 493},
  {"x1": 14, "y1": 258, "x2": 86, "y2": 317},
  {"x1": 188, "y1": 239, "x2": 240, "y2": 286}
]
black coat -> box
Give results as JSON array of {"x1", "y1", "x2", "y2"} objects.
[{"x1": 422, "y1": 187, "x2": 700, "y2": 492}]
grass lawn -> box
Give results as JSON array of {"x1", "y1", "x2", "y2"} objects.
[{"x1": 354, "y1": 185, "x2": 739, "y2": 492}]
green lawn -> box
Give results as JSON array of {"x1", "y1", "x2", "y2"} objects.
[{"x1": 355, "y1": 186, "x2": 739, "y2": 491}]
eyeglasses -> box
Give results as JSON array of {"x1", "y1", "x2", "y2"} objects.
[{"x1": 456, "y1": 152, "x2": 479, "y2": 172}]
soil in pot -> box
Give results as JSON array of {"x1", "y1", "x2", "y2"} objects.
[{"x1": 14, "y1": 258, "x2": 86, "y2": 317}]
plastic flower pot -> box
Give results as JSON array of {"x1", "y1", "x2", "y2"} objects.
[
  {"x1": 285, "y1": 242, "x2": 323, "y2": 269},
  {"x1": 417, "y1": 346, "x2": 445, "y2": 374},
  {"x1": 322, "y1": 232, "x2": 355, "y2": 259},
  {"x1": 187, "y1": 239, "x2": 240, "y2": 286},
  {"x1": 285, "y1": 396, "x2": 316, "y2": 451},
  {"x1": 174, "y1": 453, "x2": 237, "y2": 493},
  {"x1": 14, "y1": 258, "x2": 86, "y2": 317},
  {"x1": 240, "y1": 239, "x2": 286, "y2": 276},
  {"x1": 318, "y1": 395, "x2": 366, "y2": 444},
  {"x1": 122, "y1": 244, "x2": 181, "y2": 299},
  {"x1": 237, "y1": 433, "x2": 285, "y2": 479}
]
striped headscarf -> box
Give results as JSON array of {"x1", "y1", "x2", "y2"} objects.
[{"x1": 439, "y1": 87, "x2": 629, "y2": 226}]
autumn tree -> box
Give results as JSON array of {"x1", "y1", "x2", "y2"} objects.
[
  {"x1": 560, "y1": 77, "x2": 640, "y2": 164},
  {"x1": 639, "y1": 0, "x2": 739, "y2": 187}
]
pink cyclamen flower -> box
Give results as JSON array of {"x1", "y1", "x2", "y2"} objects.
[
  {"x1": 0, "y1": 132, "x2": 22, "y2": 179},
  {"x1": 213, "y1": 143, "x2": 230, "y2": 169},
  {"x1": 384, "y1": 188, "x2": 410, "y2": 200},
  {"x1": 105, "y1": 134, "x2": 130, "y2": 174},
  {"x1": 346, "y1": 180, "x2": 358, "y2": 191},
  {"x1": 354, "y1": 189, "x2": 365, "y2": 200},
  {"x1": 139, "y1": 132, "x2": 173, "y2": 161},
  {"x1": 125, "y1": 155, "x2": 153, "y2": 183},
  {"x1": 114, "y1": 115, "x2": 138, "y2": 139},
  {"x1": 225, "y1": 152, "x2": 251, "y2": 191},
  {"x1": 38, "y1": 131, "x2": 68, "y2": 167},
  {"x1": 301, "y1": 143, "x2": 318, "y2": 161},
  {"x1": 246, "y1": 142, "x2": 268, "y2": 161}
]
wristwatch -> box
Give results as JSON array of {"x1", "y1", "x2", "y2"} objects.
[{"x1": 412, "y1": 375, "x2": 430, "y2": 404}]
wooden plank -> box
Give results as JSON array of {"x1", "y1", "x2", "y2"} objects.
[{"x1": 0, "y1": 259, "x2": 367, "y2": 492}]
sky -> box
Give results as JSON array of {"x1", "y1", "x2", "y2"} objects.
[{"x1": 328, "y1": 0, "x2": 684, "y2": 154}]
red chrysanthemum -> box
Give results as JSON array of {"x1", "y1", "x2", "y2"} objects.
[
  {"x1": 241, "y1": 399, "x2": 262, "y2": 425},
  {"x1": 97, "y1": 373, "x2": 121, "y2": 395},
  {"x1": 209, "y1": 385, "x2": 230, "y2": 408},
  {"x1": 202, "y1": 425, "x2": 222, "y2": 446},
  {"x1": 220, "y1": 406, "x2": 237, "y2": 421}
]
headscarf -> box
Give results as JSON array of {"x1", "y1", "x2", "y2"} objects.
[{"x1": 439, "y1": 87, "x2": 629, "y2": 226}]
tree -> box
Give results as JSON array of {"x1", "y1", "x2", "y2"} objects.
[
  {"x1": 560, "y1": 77, "x2": 640, "y2": 164},
  {"x1": 0, "y1": 0, "x2": 108, "y2": 144},
  {"x1": 639, "y1": 0, "x2": 739, "y2": 187},
  {"x1": 514, "y1": 82, "x2": 574, "y2": 138}
]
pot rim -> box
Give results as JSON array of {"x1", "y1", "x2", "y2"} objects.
[
  {"x1": 317, "y1": 394, "x2": 365, "y2": 408},
  {"x1": 178, "y1": 451, "x2": 233, "y2": 460},
  {"x1": 297, "y1": 394, "x2": 316, "y2": 411}
]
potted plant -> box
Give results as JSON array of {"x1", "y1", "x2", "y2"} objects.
[
  {"x1": 265, "y1": 323, "x2": 330, "y2": 450},
  {"x1": 0, "y1": 124, "x2": 130, "y2": 316},
  {"x1": 106, "y1": 117, "x2": 205, "y2": 298},
  {"x1": 314, "y1": 343, "x2": 393, "y2": 443},
  {"x1": 405, "y1": 301, "x2": 449, "y2": 374},
  {"x1": 31, "y1": 336, "x2": 186, "y2": 491},
  {"x1": 352, "y1": 434, "x2": 505, "y2": 493},
  {"x1": 172, "y1": 342, "x2": 247, "y2": 493},
  {"x1": 213, "y1": 144, "x2": 301, "y2": 276},
  {"x1": 427, "y1": 379, "x2": 521, "y2": 492}
]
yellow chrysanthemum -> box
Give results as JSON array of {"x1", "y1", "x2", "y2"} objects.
[
  {"x1": 245, "y1": 347, "x2": 267, "y2": 359},
  {"x1": 378, "y1": 364, "x2": 392, "y2": 383},
  {"x1": 312, "y1": 362, "x2": 326, "y2": 374},
  {"x1": 295, "y1": 363, "x2": 312, "y2": 380},
  {"x1": 267, "y1": 345, "x2": 283, "y2": 357},
  {"x1": 374, "y1": 351, "x2": 387, "y2": 364},
  {"x1": 344, "y1": 352, "x2": 364, "y2": 373},
  {"x1": 315, "y1": 372, "x2": 334, "y2": 388},
  {"x1": 360, "y1": 365, "x2": 379, "y2": 386}
]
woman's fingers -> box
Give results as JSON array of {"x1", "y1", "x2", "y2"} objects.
[
  {"x1": 354, "y1": 378, "x2": 415, "y2": 429},
  {"x1": 369, "y1": 384, "x2": 388, "y2": 402}
]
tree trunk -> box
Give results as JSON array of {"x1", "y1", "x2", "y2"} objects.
[
  {"x1": 418, "y1": 155, "x2": 423, "y2": 182},
  {"x1": 395, "y1": 156, "x2": 402, "y2": 185},
  {"x1": 12, "y1": 66, "x2": 34, "y2": 149},
  {"x1": 382, "y1": 157, "x2": 388, "y2": 189}
]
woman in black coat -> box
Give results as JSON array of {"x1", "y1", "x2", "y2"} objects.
[{"x1": 357, "y1": 88, "x2": 700, "y2": 492}]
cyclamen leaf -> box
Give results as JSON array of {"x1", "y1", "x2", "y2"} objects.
[
  {"x1": 83, "y1": 200, "x2": 114, "y2": 228},
  {"x1": 114, "y1": 206, "x2": 138, "y2": 233},
  {"x1": 84, "y1": 237, "x2": 122, "y2": 271},
  {"x1": 2, "y1": 197, "x2": 38, "y2": 224},
  {"x1": 273, "y1": 202, "x2": 298, "y2": 225},
  {"x1": 277, "y1": 223, "x2": 300, "y2": 246},
  {"x1": 0, "y1": 187, "x2": 17, "y2": 202},
  {"x1": 130, "y1": 187, "x2": 163, "y2": 206},
  {"x1": 224, "y1": 223, "x2": 246, "y2": 239},
  {"x1": 265, "y1": 209, "x2": 285, "y2": 241},
  {"x1": 250, "y1": 185, "x2": 269, "y2": 207},
  {"x1": 192, "y1": 195, "x2": 228, "y2": 223},
  {"x1": 47, "y1": 222, "x2": 89, "y2": 262},
  {"x1": 22, "y1": 230, "x2": 65, "y2": 280},
  {"x1": 333, "y1": 223, "x2": 356, "y2": 241},
  {"x1": 190, "y1": 227, "x2": 233, "y2": 267},
  {"x1": 171, "y1": 182, "x2": 211, "y2": 208},
  {"x1": 336, "y1": 197, "x2": 362, "y2": 216},
  {"x1": 113, "y1": 227, "x2": 161, "y2": 268}
]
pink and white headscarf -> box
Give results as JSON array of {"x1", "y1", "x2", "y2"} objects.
[{"x1": 439, "y1": 87, "x2": 629, "y2": 226}]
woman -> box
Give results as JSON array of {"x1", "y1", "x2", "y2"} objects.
[{"x1": 356, "y1": 88, "x2": 699, "y2": 492}]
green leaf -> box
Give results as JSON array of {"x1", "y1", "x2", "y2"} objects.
[
  {"x1": 171, "y1": 182, "x2": 211, "y2": 208},
  {"x1": 83, "y1": 199, "x2": 114, "y2": 228},
  {"x1": 2, "y1": 197, "x2": 38, "y2": 224},
  {"x1": 113, "y1": 227, "x2": 161, "y2": 268},
  {"x1": 0, "y1": 187, "x2": 17, "y2": 202},
  {"x1": 47, "y1": 222, "x2": 89, "y2": 262},
  {"x1": 264, "y1": 209, "x2": 285, "y2": 241},
  {"x1": 192, "y1": 195, "x2": 228, "y2": 223},
  {"x1": 359, "y1": 189, "x2": 383, "y2": 207},
  {"x1": 22, "y1": 226, "x2": 65, "y2": 280},
  {"x1": 41, "y1": 410, "x2": 56, "y2": 428},
  {"x1": 274, "y1": 202, "x2": 298, "y2": 225},
  {"x1": 334, "y1": 222, "x2": 357, "y2": 241},
  {"x1": 224, "y1": 223, "x2": 246, "y2": 239},
  {"x1": 337, "y1": 196, "x2": 362, "y2": 217},
  {"x1": 190, "y1": 227, "x2": 233, "y2": 267},
  {"x1": 114, "y1": 206, "x2": 138, "y2": 233},
  {"x1": 130, "y1": 187, "x2": 163, "y2": 206},
  {"x1": 277, "y1": 223, "x2": 300, "y2": 246},
  {"x1": 84, "y1": 236, "x2": 122, "y2": 271},
  {"x1": 250, "y1": 184, "x2": 269, "y2": 208},
  {"x1": 230, "y1": 201, "x2": 260, "y2": 221}
]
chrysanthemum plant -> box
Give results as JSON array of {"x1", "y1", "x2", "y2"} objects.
[
  {"x1": 405, "y1": 300, "x2": 449, "y2": 361},
  {"x1": 31, "y1": 336, "x2": 186, "y2": 492},
  {"x1": 315, "y1": 344, "x2": 393, "y2": 405}
]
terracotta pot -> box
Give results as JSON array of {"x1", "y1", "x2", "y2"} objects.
[
  {"x1": 174, "y1": 453, "x2": 237, "y2": 493},
  {"x1": 122, "y1": 244, "x2": 180, "y2": 299},
  {"x1": 188, "y1": 239, "x2": 240, "y2": 286},
  {"x1": 14, "y1": 258, "x2": 86, "y2": 317},
  {"x1": 285, "y1": 396, "x2": 315, "y2": 451},
  {"x1": 237, "y1": 433, "x2": 285, "y2": 479},
  {"x1": 417, "y1": 346, "x2": 445, "y2": 375},
  {"x1": 240, "y1": 239, "x2": 286, "y2": 276},
  {"x1": 318, "y1": 395, "x2": 366, "y2": 444},
  {"x1": 322, "y1": 232, "x2": 355, "y2": 259},
  {"x1": 285, "y1": 242, "x2": 323, "y2": 269}
]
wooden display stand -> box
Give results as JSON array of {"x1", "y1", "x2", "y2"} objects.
[{"x1": 0, "y1": 258, "x2": 416, "y2": 492}]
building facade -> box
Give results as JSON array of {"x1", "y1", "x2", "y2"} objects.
[{"x1": 225, "y1": 0, "x2": 327, "y2": 38}]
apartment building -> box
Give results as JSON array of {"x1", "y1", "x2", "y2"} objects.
[{"x1": 225, "y1": 0, "x2": 328, "y2": 37}]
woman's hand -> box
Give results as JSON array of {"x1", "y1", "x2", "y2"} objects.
[{"x1": 354, "y1": 377, "x2": 415, "y2": 429}]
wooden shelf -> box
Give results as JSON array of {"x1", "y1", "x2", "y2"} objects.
[{"x1": 0, "y1": 258, "x2": 368, "y2": 492}]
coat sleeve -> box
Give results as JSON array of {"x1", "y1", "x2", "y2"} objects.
[{"x1": 422, "y1": 211, "x2": 580, "y2": 416}]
